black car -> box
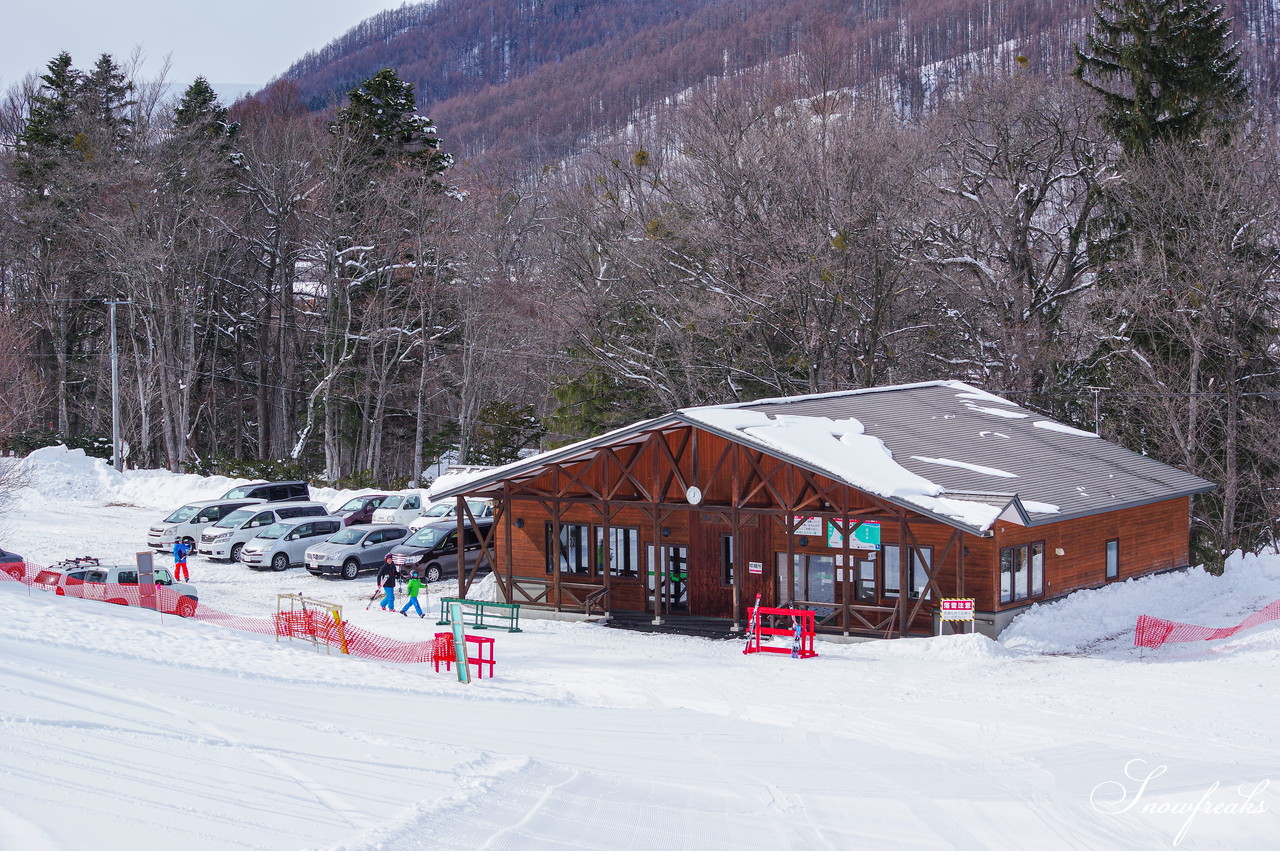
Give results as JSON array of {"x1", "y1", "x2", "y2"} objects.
[
  {"x1": 385, "y1": 518, "x2": 493, "y2": 583},
  {"x1": 219, "y1": 480, "x2": 311, "y2": 503}
]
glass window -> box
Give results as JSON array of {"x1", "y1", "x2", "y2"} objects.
[
  {"x1": 721, "y1": 535, "x2": 734, "y2": 585},
  {"x1": 856, "y1": 559, "x2": 876, "y2": 601},
  {"x1": 117, "y1": 571, "x2": 138, "y2": 585},
  {"x1": 409, "y1": 526, "x2": 449, "y2": 548},
  {"x1": 1014, "y1": 546, "x2": 1029, "y2": 601},
  {"x1": 1106, "y1": 539, "x2": 1119, "y2": 580},
  {"x1": 163, "y1": 505, "x2": 200, "y2": 523},
  {"x1": 329, "y1": 528, "x2": 365, "y2": 545},
  {"x1": 882, "y1": 547, "x2": 901, "y2": 597},
  {"x1": 1031, "y1": 542, "x2": 1045, "y2": 595},
  {"x1": 257, "y1": 522, "x2": 288, "y2": 539},
  {"x1": 548, "y1": 524, "x2": 590, "y2": 574},
  {"x1": 1001, "y1": 542, "x2": 1046, "y2": 604},
  {"x1": 214, "y1": 508, "x2": 255, "y2": 529},
  {"x1": 599, "y1": 527, "x2": 640, "y2": 577}
]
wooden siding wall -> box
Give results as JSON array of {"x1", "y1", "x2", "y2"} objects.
[{"x1": 990, "y1": 497, "x2": 1191, "y2": 610}]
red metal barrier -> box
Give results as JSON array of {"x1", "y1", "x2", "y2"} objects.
[
  {"x1": 743, "y1": 606, "x2": 817, "y2": 658},
  {"x1": 431, "y1": 632, "x2": 497, "y2": 678},
  {"x1": 1135, "y1": 599, "x2": 1280, "y2": 649}
]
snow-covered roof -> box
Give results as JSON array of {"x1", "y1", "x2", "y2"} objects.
[{"x1": 432, "y1": 381, "x2": 1215, "y2": 534}]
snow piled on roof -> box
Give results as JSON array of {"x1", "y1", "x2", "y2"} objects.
[
  {"x1": 1034, "y1": 420, "x2": 1098, "y2": 438},
  {"x1": 682, "y1": 407, "x2": 1002, "y2": 530},
  {"x1": 910, "y1": 456, "x2": 1018, "y2": 479}
]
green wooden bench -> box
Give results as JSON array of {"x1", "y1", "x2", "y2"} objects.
[{"x1": 436, "y1": 597, "x2": 522, "y2": 632}]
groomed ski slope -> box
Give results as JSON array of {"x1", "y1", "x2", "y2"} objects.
[{"x1": 0, "y1": 447, "x2": 1276, "y2": 850}]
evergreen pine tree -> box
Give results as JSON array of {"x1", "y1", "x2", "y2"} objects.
[
  {"x1": 1073, "y1": 0, "x2": 1247, "y2": 154},
  {"x1": 173, "y1": 77, "x2": 237, "y2": 141},
  {"x1": 14, "y1": 52, "x2": 81, "y2": 189},
  {"x1": 330, "y1": 68, "x2": 451, "y2": 176}
]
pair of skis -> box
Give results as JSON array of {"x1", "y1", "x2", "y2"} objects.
[{"x1": 743, "y1": 592, "x2": 762, "y2": 654}]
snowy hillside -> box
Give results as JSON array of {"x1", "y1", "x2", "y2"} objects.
[{"x1": 0, "y1": 447, "x2": 1276, "y2": 849}]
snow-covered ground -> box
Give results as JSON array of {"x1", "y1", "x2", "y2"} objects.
[{"x1": 0, "y1": 447, "x2": 1276, "y2": 849}]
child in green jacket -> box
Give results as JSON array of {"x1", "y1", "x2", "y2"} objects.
[{"x1": 399, "y1": 570, "x2": 424, "y2": 617}]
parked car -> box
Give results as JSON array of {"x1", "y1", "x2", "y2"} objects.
[
  {"x1": 147, "y1": 498, "x2": 265, "y2": 549},
  {"x1": 218, "y1": 480, "x2": 311, "y2": 503},
  {"x1": 304, "y1": 524, "x2": 411, "y2": 580},
  {"x1": 1, "y1": 547, "x2": 25, "y2": 582},
  {"x1": 197, "y1": 502, "x2": 333, "y2": 562},
  {"x1": 31, "y1": 560, "x2": 199, "y2": 617},
  {"x1": 370, "y1": 490, "x2": 427, "y2": 526},
  {"x1": 331, "y1": 494, "x2": 389, "y2": 526},
  {"x1": 239, "y1": 515, "x2": 345, "y2": 571},
  {"x1": 407, "y1": 498, "x2": 494, "y2": 532},
  {"x1": 385, "y1": 518, "x2": 493, "y2": 583}
]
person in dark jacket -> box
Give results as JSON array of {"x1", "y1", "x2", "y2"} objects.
[{"x1": 375, "y1": 560, "x2": 398, "y2": 611}]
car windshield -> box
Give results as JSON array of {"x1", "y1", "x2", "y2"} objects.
[
  {"x1": 337, "y1": 497, "x2": 368, "y2": 513},
  {"x1": 163, "y1": 505, "x2": 200, "y2": 523},
  {"x1": 327, "y1": 528, "x2": 366, "y2": 545},
  {"x1": 256, "y1": 522, "x2": 289, "y2": 540},
  {"x1": 422, "y1": 502, "x2": 452, "y2": 517},
  {"x1": 406, "y1": 527, "x2": 447, "y2": 548},
  {"x1": 221, "y1": 485, "x2": 260, "y2": 499},
  {"x1": 214, "y1": 508, "x2": 255, "y2": 529},
  {"x1": 381, "y1": 495, "x2": 405, "y2": 509}
]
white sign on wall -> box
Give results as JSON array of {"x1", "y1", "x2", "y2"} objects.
[
  {"x1": 748, "y1": 561, "x2": 763, "y2": 575},
  {"x1": 794, "y1": 517, "x2": 824, "y2": 536}
]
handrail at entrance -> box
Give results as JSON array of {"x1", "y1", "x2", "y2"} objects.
[
  {"x1": 788, "y1": 599, "x2": 899, "y2": 638},
  {"x1": 584, "y1": 586, "x2": 610, "y2": 617}
]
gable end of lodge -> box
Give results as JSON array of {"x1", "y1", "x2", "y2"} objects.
[{"x1": 433, "y1": 381, "x2": 1215, "y2": 639}]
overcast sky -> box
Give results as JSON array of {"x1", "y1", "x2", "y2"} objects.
[{"x1": 4, "y1": 1, "x2": 402, "y2": 99}]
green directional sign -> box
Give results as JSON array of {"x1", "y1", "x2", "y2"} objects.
[{"x1": 828, "y1": 520, "x2": 881, "y2": 549}]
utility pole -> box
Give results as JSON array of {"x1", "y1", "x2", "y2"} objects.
[
  {"x1": 1086, "y1": 386, "x2": 1108, "y2": 434},
  {"x1": 105, "y1": 300, "x2": 131, "y2": 471}
]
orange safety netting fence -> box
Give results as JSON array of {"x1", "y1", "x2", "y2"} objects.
[
  {"x1": 1134, "y1": 599, "x2": 1280, "y2": 650},
  {"x1": 0, "y1": 560, "x2": 462, "y2": 667}
]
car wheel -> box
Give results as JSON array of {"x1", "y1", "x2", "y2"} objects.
[
  {"x1": 230, "y1": 543, "x2": 244, "y2": 562},
  {"x1": 341, "y1": 559, "x2": 360, "y2": 580},
  {"x1": 181, "y1": 536, "x2": 196, "y2": 547},
  {"x1": 424, "y1": 564, "x2": 441, "y2": 583},
  {"x1": 271, "y1": 553, "x2": 290, "y2": 572},
  {"x1": 176, "y1": 597, "x2": 197, "y2": 618}
]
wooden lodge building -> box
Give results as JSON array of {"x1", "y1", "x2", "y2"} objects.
[{"x1": 433, "y1": 381, "x2": 1215, "y2": 639}]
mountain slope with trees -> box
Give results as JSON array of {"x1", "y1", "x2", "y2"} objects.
[{"x1": 2, "y1": 1, "x2": 1280, "y2": 565}]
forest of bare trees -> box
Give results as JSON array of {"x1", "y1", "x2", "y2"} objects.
[{"x1": 2, "y1": 2, "x2": 1280, "y2": 563}]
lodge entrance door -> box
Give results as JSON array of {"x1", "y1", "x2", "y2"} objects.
[{"x1": 646, "y1": 544, "x2": 689, "y2": 615}]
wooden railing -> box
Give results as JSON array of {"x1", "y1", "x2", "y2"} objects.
[
  {"x1": 786, "y1": 599, "x2": 900, "y2": 638},
  {"x1": 506, "y1": 576, "x2": 606, "y2": 614},
  {"x1": 584, "y1": 586, "x2": 611, "y2": 618}
]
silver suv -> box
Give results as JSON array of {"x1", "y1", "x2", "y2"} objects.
[
  {"x1": 240, "y1": 516, "x2": 344, "y2": 571},
  {"x1": 304, "y1": 524, "x2": 411, "y2": 580}
]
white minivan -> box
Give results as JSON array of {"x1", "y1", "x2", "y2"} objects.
[
  {"x1": 147, "y1": 499, "x2": 265, "y2": 550},
  {"x1": 197, "y1": 501, "x2": 332, "y2": 562},
  {"x1": 239, "y1": 515, "x2": 345, "y2": 572},
  {"x1": 370, "y1": 491, "x2": 426, "y2": 526}
]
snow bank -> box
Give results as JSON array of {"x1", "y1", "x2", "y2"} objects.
[
  {"x1": 21, "y1": 446, "x2": 247, "y2": 510},
  {"x1": 1001, "y1": 551, "x2": 1280, "y2": 655}
]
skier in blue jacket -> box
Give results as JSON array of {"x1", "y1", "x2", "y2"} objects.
[
  {"x1": 375, "y1": 559, "x2": 398, "y2": 611},
  {"x1": 173, "y1": 538, "x2": 191, "y2": 582}
]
